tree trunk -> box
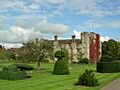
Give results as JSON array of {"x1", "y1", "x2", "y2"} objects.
[{"x1": 37, "y1": 61, "x2": 40, "y2": 70}]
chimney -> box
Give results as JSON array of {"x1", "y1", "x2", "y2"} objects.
[
  {"x1": 54, "y1": 35, "x2": 58, "y2": 41},
  {"x1": 72, "y1": 35, "x2": 75, "y2": 42}
]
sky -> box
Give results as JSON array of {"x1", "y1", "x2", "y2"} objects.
[{"x1": 0, "y1": 0, "x2": 120, "y2": 48}]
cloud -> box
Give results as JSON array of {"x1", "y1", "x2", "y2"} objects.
[
  {"x1": 0, "y1": 19, "x2": 69, "y2": 45},
  {"x1": 34, "y1": 20, "x2": 69, "y2": 34},
  {"x1": 100, "y1": 36, "x2": 110, "y2": 42},
  {"x1": 73, "y1": 30, "x2": 82, "y2": 39},
  {"x1": 0, "y1": 26, "x2": 42, "y2": 44},
  {"x1": 0, "y1": 42, "x2": 23, "y2": 49},
  {"x1": 76, "y1": 20, "x2": 120, "y2": 30}
]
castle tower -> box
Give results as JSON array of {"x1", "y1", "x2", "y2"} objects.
[
  {"x1": 81, "y1": 32, "x2": 90, "y2": 59},
  {"x1": 81, "y1": 32, "x2": 101, "y2": 63}
]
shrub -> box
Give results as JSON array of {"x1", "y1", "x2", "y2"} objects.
[
  {"x1": 16, "y1": 63, "x2": 34, "y2": 71},
  {"x1": 53, "y1": 60, "x2": 70, "y2": 75},
  {"x1": 0, "y1": 64, "x2": 33, "y2": 80},
  {"x1": 54, "y1": 51, "x2": 65, "y2": 60},
  {"x1": 99, "y1": 55, "x2": 113, "y2": 62},
  {"x1": 76, "y1": 69, "x2": 99, "y2": 87},
  {"x1": 0, "y1": 71, "x2": 27, "y2": 80},
  {"x1": 2, "y1": 64, "x2": 18, "y2": 72},
  {"x1": 97, "y1": 62, "x2": 120, "y2": 73},
  {"x1": 79, "y1": 58, "x2": 89, "y2": 64}
]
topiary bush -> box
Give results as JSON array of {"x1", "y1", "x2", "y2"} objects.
[
  {"x1": 0, "y1": 70, "x2": 27, "y2": 80},
  {"x1": 76, "y1": 69, "x2": 99, "y2": 87},
  {"x1": 53, "y1": 60, "x2": 70, "y2": 75},
  {"x1": 54, "y1": 50, "x2": 65, "y2": 61},
  {"x1": 16, "y1": 63, "x2": 34, "y2": 71},
  {"x1": 79, "y1": 58, "x2": 89, "y2": 64},
  {"x1": 2, "y1": 64, "x2": 18, "y2": 72},
  {"x1": 0, "y1": 64, "x2": 33, "y2": 80}
]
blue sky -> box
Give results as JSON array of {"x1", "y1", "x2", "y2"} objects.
[{"x1": 0, "y1": 0, "x2": 120, "y2": 48}]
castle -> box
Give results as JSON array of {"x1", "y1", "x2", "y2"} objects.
[{"x1": 35, "y1": 32, "x2": 101, "y2": 63}]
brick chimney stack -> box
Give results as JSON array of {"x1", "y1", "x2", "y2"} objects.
[
  {"x1": 72, "y1": 35, "x2": 75, "y2": 42},
  {"x1": 54, "y1": 35, "x2": 58, "y2": 41}
]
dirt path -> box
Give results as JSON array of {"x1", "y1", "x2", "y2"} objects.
[{"x1": 101, "y1": 78, "x2": 120, "y2": 90}]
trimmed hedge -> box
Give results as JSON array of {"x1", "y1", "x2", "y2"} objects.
[
  {"x1": 3, "y1": 64, "x2": 18, "y2": 72},
  {"x1": 16, "y1": 63, "x2": 34, "y2": 71},
  {"x1": 53, "y1": 60, "x2": 70, "y2": 75},
  {"x1": 0, "y1": 71, "x2": 27, "y2": 80},
  {"x1": 0, "y1": 64, "x2": 33, "y2": 80},
  {"x1": 97, "y1": 62, "x2": 120, "y2": 73}
]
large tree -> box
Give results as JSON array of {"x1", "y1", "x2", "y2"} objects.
[
  {"x1": 102, "y1": 39, "x2": 120, "y2": 61},
  {"x1": 23, "y1": 41, "x2": 53, "y2": 70}
]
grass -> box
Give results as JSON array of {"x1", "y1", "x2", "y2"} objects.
[{"x1": 0, "y1": 63, "x2": 120, "y2": 90}]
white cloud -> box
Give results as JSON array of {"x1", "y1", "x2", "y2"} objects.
[
  {"x1": 73, "y1": 30, "x2": 82, "y2": 39},
  {"x1": 76, "y1": 20, "x2": 120, "y2": 30},
  {"x1": 34, "y1": 20, "x2": 69, "y2": 34},
  {"x1": 100, "y1": 36, "x2": 110, "y2": 42},
  {"x1": 0, "y1": 26, "x2": 42, "y2": 44},
  {"x1": 0, "y1": 42, "x2": 23, "y2": 49}
]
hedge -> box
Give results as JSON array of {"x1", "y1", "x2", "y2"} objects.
[
  {"x1": 97, "y1": 62, "x2": 120, "y2": 73},
  {"x1": 0, "y1": 71, "x2": 27, "y2": 80},
  {"x1": 53, "y1": 60, "x2": 70, "y2": 75},
  {"x1": 16, "y1": 63, "x2": 34, "y2": 71},
  {"x1": 0, "y1": 64, "x2": 33, "y2": 80},
  {"x1": 3, "y1": 64, "x2": 18, "y2": 72}
]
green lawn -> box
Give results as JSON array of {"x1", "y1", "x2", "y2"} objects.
[{"x1": 0, "y1": 63, "x2": 120, "y2": 90}]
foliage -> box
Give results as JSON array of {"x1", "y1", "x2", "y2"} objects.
[
  {"x1": 3, "y1": 64, "x2": 18, "y2": 72},
  {"x1": 0, "y1": 52, "x2": 6, "y2": 60},
  {"x1": 102, "y1": 39, "x2": 120, "y2": 61},
  {"x1": 63, "y1": 50, "x2": 69, "y2": 63},
  {"x1": 4, "y1": 50, "x2": 16, "y2": 61},
  {"x1": 16, "y1": 63, "x2": 34, "y2": 71},
  {"x1": 97, "y1": 62, "x2": 120, "y2": 73},
  {"x1": 53, "y1": 60, "x2": 70, "y2": 75},
  {"x1": 99, "y1": 55, "x2": 114, "y2": 62},
  {"x1": 17, "y1": 41, "x2": 53, "y2": 69},
  {"x1": 0, "y1": 70, "x2": 27, "y2": 80},
  {"x1": 78, "y1": 58, "x2": 89, "y2": 64},
  {"x1": 54, "y1": 50, "x2": 66, "y2": 61},
  {"x1": 76, "y1": 69, "x2": 99, "y2": 87},
  {"x1": 0, "y1": 64, "x2": 27, "y2": 80}
]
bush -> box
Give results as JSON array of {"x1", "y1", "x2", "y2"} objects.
[
  {"x1": 0, "y1": 64, "x2": 33, "y2": 80},
  {"x1": 97, "y1": 62, "x2": 120, "y2": 73},
  {"x1": 0, "y1": 71, "x2": 27, "y2": 80},
  {"x1": 54, "y1": 51, "x2": 65, "y2": 60},
  {"x1": 99, "y1": 55, "x2": 114, "y2": 62},
  {"x1": 16, "y1": 63, "x2": 34, "y2": 71},
  {"x1": 53, "y1": 60, "x2": 70, "y2": 75},
  {"x1": 76, "y1": 69, "x2": 99, "y2": 87},
  {"x1": 79, "y1": 58, "x2": 89, "y2": 64},
  {"x1": 2, "y1": 64, "x2": 18, "y2": 72}
]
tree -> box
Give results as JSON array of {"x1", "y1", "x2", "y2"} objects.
[
  {"x1": 23, "y1": 41, "x2": 53, "y2": 70},
  {"x1": 101, "y1": 39, "x2": 120, "y2": 61},
  {"x1": 4, "y1": 50, "x2": 16, "y2": 61},
  {"x1": 77, "y1": 51, "x2": 84, "y2": 63}
]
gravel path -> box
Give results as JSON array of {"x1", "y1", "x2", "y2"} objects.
[{"x1": 101, "y1": 78, "x2": 120, "y2": 90}]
